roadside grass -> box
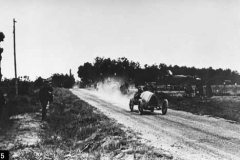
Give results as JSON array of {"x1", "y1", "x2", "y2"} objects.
[
  {"x1": 19, "y1": 88, "x2": 172, "y2": 160},
  {"x1": 169, "y1": 96, "x2": 240, "y2": 122}
]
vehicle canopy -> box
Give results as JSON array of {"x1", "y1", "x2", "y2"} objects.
[{"x1": 140, "y1": 91, "x2": 158, "y2": 106}]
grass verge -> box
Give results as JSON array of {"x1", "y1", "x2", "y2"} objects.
[
  {"x1": 26, "y1": 88, "x2": 172, "y2": 160},
  {"x1": 169, "y1": 96, "x2": 240, "y2": 122}
]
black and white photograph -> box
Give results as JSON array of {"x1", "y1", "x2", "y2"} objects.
[{"x1": 1, "y1": 0, "x2": 240, "y2": 159}]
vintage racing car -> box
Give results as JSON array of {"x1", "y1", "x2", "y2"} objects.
[{"x1": 129, "y1": 91, "x2": 168, "y2": 115}]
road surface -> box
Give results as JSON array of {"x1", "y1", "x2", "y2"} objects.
[{"x1": 71, "y1": 88, "x2": 240, "y2": 160}]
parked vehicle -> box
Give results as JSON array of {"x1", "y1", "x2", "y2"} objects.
[{"x1": 129, "y1": 91, "x2": 168, "y2": 115}]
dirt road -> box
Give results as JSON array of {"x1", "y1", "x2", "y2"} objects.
[{"x1": 71, "y1": 88, "x2": 240, "y2": 160}]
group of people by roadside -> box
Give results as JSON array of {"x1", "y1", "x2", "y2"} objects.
[{"x1": 0, "y1": 80, "x2": 53, "y2": 122}]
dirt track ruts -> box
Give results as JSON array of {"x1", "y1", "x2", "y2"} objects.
[{"x1": 71, "y1": 88, "x2": 240, "y2": 160}]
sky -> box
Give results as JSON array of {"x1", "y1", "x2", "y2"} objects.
[{"x1": 0, "y1": 0, "x2": 240, "y2": 81}]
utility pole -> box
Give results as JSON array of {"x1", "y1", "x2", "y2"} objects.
[
  {"x1": 0, "y1": 32, "x2": 5, "y2": 81},
  {"x1": 13, "y1": 18, "x2": 18, "y2": 95}
]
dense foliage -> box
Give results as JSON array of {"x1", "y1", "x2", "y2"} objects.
[
  {"x1": 78, "y1": 57, "x2": 240, "y2": 86},
  {"x1": 1, "y1": 77, "x2": 33, "y2": 96},
  {"x1": 51, "y1": 73, "x2": 75, "y2": 88}
]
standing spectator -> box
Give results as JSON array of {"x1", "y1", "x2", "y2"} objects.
[{"x1": 39, "y1": 81, "x2": 53, "y2": 120}]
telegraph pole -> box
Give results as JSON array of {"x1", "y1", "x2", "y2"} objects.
[
  {"x1": 0, "y1": 32, "x2": 5, "y2": 81},
  {"x1": 13, "y1": 18, "x2": 18, "y2": 95}
]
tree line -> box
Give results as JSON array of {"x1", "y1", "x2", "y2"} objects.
[
  {"x1": 0, "y1": 73, "x2": 75, "y2": 97},
  {"x1": 78, "y1": 57, "x2": 240, "y2": 87}
]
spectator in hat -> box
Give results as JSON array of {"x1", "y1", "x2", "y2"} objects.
[{"x1": 39, "y1": 80, "x2": 53, "y2": 120}]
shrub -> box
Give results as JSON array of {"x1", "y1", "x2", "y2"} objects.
[{"x1": 5, "y1": 95, "x2": 38, "y2": 116}]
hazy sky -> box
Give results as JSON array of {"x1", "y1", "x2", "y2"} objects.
[{"x1": 0, "y1": 0, "x2": 240, "y2": 80}]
